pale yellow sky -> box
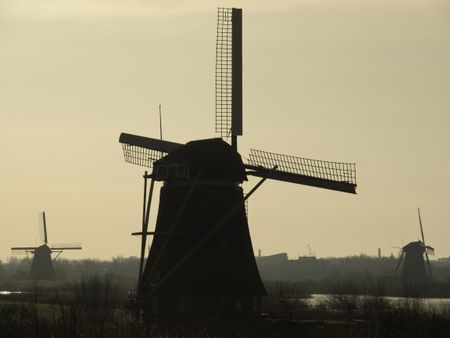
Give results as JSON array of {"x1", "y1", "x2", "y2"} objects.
[{"x1": 1, "y1": 0, "x2": 449, "y2": 261}]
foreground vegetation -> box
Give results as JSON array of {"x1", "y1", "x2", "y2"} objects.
[
  {"x1": 1, "y1": 277, "x2": 450, "y2": 337},
  {"x1": 2, "y1": 256, "x2": 450, "y2": 336}
]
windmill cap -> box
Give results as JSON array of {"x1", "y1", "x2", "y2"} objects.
[
  {"x1": 156, "y1": 138, "x2": 247, "y2": 182},
  {"x1": 403, "y1": 241, "x2": 431, "y2": 252}
]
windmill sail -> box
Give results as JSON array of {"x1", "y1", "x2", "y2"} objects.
[
  {"x1": 38, "y1": 211, "x2": 48, "y2": 245},
  {"x1": 11, "y1": 248, "x2": 34, "y2": 256},
  {"x1": 11, "y1": 246, "x2": 37, "y2": 253},
  {"x1": 216, "y1": 8, "x2": 242, "y2": 146},
  {"x1": 50, "y1": 242, "x2": 82, "y2": 250},
  {"x1": 418, "y1": 207, "x2": 433, "y2": 280},
  {"x1": 119, "y1": 133, "x2": 183, "y2": 168},
  {"x1": 43, "y1": 212, "x2": 48, "y2": 244},
  {"x1": 245, "y1": 149, "x2": 357, "y2": 194}
]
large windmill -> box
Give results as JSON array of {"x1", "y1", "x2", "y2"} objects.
[
  {"x1": 395, "y1": 208, "x2": 434, "y2": 285},
  {"x1": 11, "y1": 212, "x2": 82, "y2": 280},
  {"x1": 119, "y1": 8, "x2": 357, "y2": 316}
]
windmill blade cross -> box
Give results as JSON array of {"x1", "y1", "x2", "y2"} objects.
[{"x1": 245, "y1": 149, "x2": 357, "y2": 194}]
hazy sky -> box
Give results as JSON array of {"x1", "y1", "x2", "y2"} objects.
[{"x1": 1, "y1": 0, "x2": 449, "y2": 261}]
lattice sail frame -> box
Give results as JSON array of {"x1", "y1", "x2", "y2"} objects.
[
  {"x1": 248, "y1": 149, "x2": 357, "y2": 184},
  {"x1": 215, "y1": 8, "x2": 233, "y2": 138},
  {"x1": 121, "y1": 143, "x2": 167, "y2": 168}
]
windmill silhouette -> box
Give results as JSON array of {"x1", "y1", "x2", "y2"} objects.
[
  {"x1": 11, "y1": 212, "x2": 82, "y2": 280},
  {"x1": 395, "y1": 208, "x2": 434, "y2": 285},
  {"x1": 119, "y1": 8, "x2": 357, "y2": 316}
]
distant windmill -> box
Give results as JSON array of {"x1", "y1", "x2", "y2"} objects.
[
  {"x1": 395, "y1": 208, "x2": 434, "y2": 284},
  {"x1": 11, "y1": 212, "x2": 82, "y2": 280},
  {"x1": 119, "y1": 8, "x2": 357, "y2": 316}
]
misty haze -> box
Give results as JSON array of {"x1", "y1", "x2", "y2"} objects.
[{"x1": 1, "y1": 1, "x2": 450, "y2": 337}]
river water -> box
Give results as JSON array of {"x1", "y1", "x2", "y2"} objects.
[
  {"x1": 307, "y1": 293, "x2": 450, "y2": 310},
  {"x1": 2, "y1": 290, "x2": 450, "y2": 312},
  {"x1": 0, "y1": 291, "x2": 25, "y2": 295}
]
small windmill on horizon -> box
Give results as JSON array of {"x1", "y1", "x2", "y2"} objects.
[
  {"x1": 395, "y1": 208, "x2": 435, "y2": 285},
  {"x1": 11, "y1": 211, "x2": 82, "y2": 280},
  {"x1": 119, "y1": 8, "x2": 357, "y2": 316}
]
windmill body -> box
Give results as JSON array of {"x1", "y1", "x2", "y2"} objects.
[
  {"x1": 120, "y1": 8, "x2": 357, "y2": 316},
  {"x1": 30, "y1": 245, "x2": 55, "y2": 280},
  {"x1": 400, "y1": 241, "x2": 430, "y2": 284},
  {"x1": 141, "y1": 139, "x2": 265, "y2": 315}
]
